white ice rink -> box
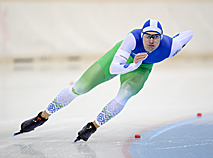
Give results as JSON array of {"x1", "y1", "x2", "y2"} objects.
[{"x1": 0, "y1": 57, "x2": 213, "y2": 158}]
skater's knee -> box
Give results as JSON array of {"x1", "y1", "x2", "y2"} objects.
[
  {"x1": 119, "y1": 73, "x2": 147, "y2": 97},
  {"x1": 72, "y1": 79, "x2": 98, "y2": 94},
  {"x1": 72, "y1": 84, "x2": 91, "y2": 94},
  {"x1": 116, "y1": 81, "x2": 142, "y2": 105},
  {"x1": 120, "y1": 81, "x2": 140, "y2": 97}
]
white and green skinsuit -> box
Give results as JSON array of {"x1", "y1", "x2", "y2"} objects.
[{"x1": 45, "y1": 28, "x2": 193, "y2": 127}]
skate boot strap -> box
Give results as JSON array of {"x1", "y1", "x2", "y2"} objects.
[
  {"x1": 89, "y1": 122, "x2": 96, "y2": 131},
  {"x1": 82, "y1": 122, "x2": 96, "y2": 132},
  {"x1": 77, "y1": 122, "x2": 97, "y2": 141}
]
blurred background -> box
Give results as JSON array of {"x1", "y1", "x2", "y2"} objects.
[{"x1": 0, "y1": 0, "x2": 212, "y2": 62}]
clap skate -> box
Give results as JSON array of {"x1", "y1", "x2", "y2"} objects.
[
  {"x1": 74, "y1": 122, "x2": 96, "y2": 142},
  {"x1": 14, "y1": 112, "x2": 48, "y2": 136}
]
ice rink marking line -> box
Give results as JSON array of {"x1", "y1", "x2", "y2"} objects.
[{"x1": 148, "y1": 118, "x2": 198, "y2": 142}]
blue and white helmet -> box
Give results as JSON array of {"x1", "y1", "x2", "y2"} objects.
[{"x1": 142, "y1": 19, "x2": 163, "y2": 35}]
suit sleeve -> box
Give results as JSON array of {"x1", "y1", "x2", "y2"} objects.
[
  {"x1": 110, "y1": 33, "x2": 142, "y2": 75},
  {"x1": 169, "y1": 30, "x2": 193, "y2": 58}
]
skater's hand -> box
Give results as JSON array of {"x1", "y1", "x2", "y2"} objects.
[{"x1": 134, "y1": 53, "x2": 148, "y2": 63}]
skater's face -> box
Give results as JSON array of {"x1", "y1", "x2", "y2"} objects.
[{"x1": 143, "y1": 32, "x2": 161, "y2": 53}]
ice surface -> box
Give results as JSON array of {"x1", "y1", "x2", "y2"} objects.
[{"x1": 0, "y1": 58, "x2": 213, "y2": 158}]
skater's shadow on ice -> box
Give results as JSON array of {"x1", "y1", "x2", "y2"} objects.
[
  {"x1": 13, "y1": 143, "x2": 45, "y2": 158},
  {"x1": 74, "y1": 143, "x2": 97, "y2": 158}
]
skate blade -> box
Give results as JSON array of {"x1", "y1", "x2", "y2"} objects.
[
  {"x1": 74, "y1": 137, "x2": 81, "y2": 142},
  {"x1": 13, "y1": 131, "x2": 23, "y2": 136}
]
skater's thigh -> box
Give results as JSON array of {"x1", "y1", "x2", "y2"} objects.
[{"x1": 74, "y1": 61, "x2": 106, "y2": 94}]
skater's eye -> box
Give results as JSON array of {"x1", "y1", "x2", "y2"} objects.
[{"x1": 143, "y1": 33, "x2": 161, "y2": 39}]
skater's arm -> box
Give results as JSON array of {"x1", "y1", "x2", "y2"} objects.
[
  {"x1": 169, "y1": 30, "x2": 193, "y2": 58},
  {"x1": 110, "y1": 33, "x2": 143, "y2": 74}
]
